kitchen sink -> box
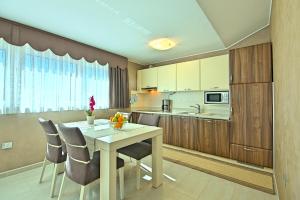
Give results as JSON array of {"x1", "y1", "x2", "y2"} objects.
[{"x1": 176, "y1": 112, "x2": 215, "y2": 116}]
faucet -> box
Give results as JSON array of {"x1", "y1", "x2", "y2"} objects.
[{"x1": 190, "y1": 104, "x2": 201, "y2": 114}]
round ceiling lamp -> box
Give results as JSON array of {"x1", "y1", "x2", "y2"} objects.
[{"x1": 149, "y1": 38, "x2": 176, "y2": 50}]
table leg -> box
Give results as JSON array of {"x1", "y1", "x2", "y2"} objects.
[
  {"x1": 100, "y1": 149, "x2": 117, "y2": 200},
  {"x1": 152, "y1": 133, "x2": 163, "y2": 188}
]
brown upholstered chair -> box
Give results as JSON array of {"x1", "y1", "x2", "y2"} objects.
[
  {"x1": 57, "y1": 124, "x2": 125, "y2": 200},
  {"x1": 38, "y1": 118, "x2": 67, "y2": 198},
  {"x1": 117, "y1": 114, "x2": 160, "y2": 190}
]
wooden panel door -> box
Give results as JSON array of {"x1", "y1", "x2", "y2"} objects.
[
  {"x1": 171, "y1": 116, "x2": 181, "y2": 147},
  {"x1": 189, "y1": 117, "x2": 199, "y2": 151},
  {"x1": 214, "y1": 120, "x2": 230, "y2": 158},
  {"x1": 157, "y1": 64, "x2": 177, "y2": 92},
  {"x1": 176, "y1": 60, "x2": 200, "y2": 91},
  {"x1": 230, "y1": 83, "x2": 273, "y2": 150},
  {"x1": 159, "y1": 115, "x2": 172, "y2": 144},
  {"x1": 179, "y1": 117, "x2": 190, "y2": 149},
  {"x1": 230, "y1": 43, "x2": 272, "y2": 84},
  {"x1": 230, "y1": 144, "x2": 273, "y2": 168},
  {"x1": 200, "y1": 119, "x2": 216, "y2": 155}
]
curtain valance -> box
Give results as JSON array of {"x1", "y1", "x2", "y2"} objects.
[{"x1": 0, "y1": 17, "x2": 128, "y2": 69}]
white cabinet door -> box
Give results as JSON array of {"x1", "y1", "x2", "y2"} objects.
[
  {"x1": 200, "y1": 54, "x2": 229, "y2": 90},
  {"x1": 157, "y1": 64, "x2": 176, "y2": 92},
  {"x1": 176, "y1": 60, "x2": 200, "y2": 91},
  {"x1": 140, "y1": 68, "x2": 158, "y2": 88},
  {"x1": 136, "y1": 70, "x2": 142, "y2": 91}
]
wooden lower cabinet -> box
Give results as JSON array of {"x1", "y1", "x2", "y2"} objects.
[
  {"x1": 132, "y1": 112, "x2": 230, "y2": 159},
  {"x1": 200, "y1": 119, "x2": 230, "y2": 158},
  {"x1": 230, "y1": 144, "x2": 273, "y2": 168},
  {"x1": 158, "y1": 115, "x2": 172, "y2": 144}
]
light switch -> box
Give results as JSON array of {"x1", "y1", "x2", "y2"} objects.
[{"x1": 1, "y1": 141, "x2": 13, "y2": 150}]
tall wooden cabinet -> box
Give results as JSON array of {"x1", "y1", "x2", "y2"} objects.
[
  {"x1": 229, "y1": 43, "x2": 272, "y2": 84},
  {"x1": 229, "y1": 43, "x2": 273, "y2": 168}
]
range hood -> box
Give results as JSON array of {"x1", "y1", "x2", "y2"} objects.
[{"x1": 141, "y1": 86, "x2": 157, "y2": 90}]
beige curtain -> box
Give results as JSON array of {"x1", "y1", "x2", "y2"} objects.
[{"x1": 109, "y1": 67, "x2": 129, "y2": 108}]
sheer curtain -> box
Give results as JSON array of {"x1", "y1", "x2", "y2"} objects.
[{"x1": 0, "y1": 38, "x2": 109, "y2": 114}]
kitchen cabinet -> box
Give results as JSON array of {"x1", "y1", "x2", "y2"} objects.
[
  {"x1": 136, "y1": 70, "x2": 142, "y2": 92},
  {"x1": 176, "y1": 60, "x2": 200, "y2": 91},
  {"x1": 200, "y1": 54, "x2": 229, "y2": 90},
  {"x1": 168, "y1": 115, "x2": 230, "y2": 158},
  {"x1": 158, "y1": 115, "x2": 172, "y2": 144},
  {"x1": 200, "y1": 119, "x2": 216, "y2": 155},
  {"x1": 131, "y1": 112, "x2": 230, "y2": 159},
  {"x1": 140, "y1": 68, "x2": 158, "y2": 88},
  {"x1": 230, "y1": 83, "x2": 273, "y2": 150},
  {"x1": 230, "y1": 144, "x2": 273, "y2": 168},
  {"x1": 199, "y1": 119, "x2": 229, "y2": 157},
  {"x1": 229, "y1": 43, "x2": 272, "y2": 84},
  {"x1": 157, "y1": 64, "x2": 177, "y2": 92},
  {"x1": 229, "y1": 43, "x2": 273, "y2": 168}
]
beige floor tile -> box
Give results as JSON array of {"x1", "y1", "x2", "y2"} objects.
[{"x1": 0, "y1": 158, "x2": 278, "y2": 200}]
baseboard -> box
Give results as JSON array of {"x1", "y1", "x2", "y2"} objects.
[
  {"x1": 273, "y1": 173, "x2": 280, "y2": 200},
  {"x1": 0, "y1": 162, "x2": 43, "y2": 179}
]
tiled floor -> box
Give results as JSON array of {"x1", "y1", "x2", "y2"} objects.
[{"x1": 0, "y1": 157, "x2": 278, "y2": 200}]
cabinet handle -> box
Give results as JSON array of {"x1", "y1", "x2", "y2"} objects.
[
  {"x1": 230, "y1": 74, "x2": 233, "y2": 83},
  {"x1": 243, "y1": 147, "x2": 256, "y2": 152}
]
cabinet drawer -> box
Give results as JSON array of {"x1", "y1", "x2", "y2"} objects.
[{"x1": 230, "y1": 144, "x2": 273, "y2": 168}]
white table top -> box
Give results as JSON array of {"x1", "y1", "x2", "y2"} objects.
[{"x1": 62, "y1": 119, "x2": 162, "y2": 149}]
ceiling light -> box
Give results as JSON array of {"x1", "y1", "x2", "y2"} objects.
[{"x1": 149, "y1": 38, "x2": 176, "y2": 50}]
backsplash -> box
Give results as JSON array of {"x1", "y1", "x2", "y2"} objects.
[{"x1": 131, "y1": 91, "x2": 230, "y2": 114}]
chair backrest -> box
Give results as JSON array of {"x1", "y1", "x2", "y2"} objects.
[
  {"x1": 119, "y1": 112, "x2": 132, "y2": 122},
  {"x1": 58, "y1": 124, "x2": 93, "y2": 185},
  {"x1": 137, "y1": 114, "x2": 160, "y2": 127},
  {"x1": 38, "y1": 118, "x2": 63, "y2": 163},
  {"x1": 58, "y1": 124, "x2": 90, "y2": 163}
]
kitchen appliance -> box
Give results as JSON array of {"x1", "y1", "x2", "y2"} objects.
[
  {"x1": 162, "y1": 99, "x2": 172, "y2": 112},
  {"x1": 204, "y1": 91, "x2": 229, "y2": 104}
]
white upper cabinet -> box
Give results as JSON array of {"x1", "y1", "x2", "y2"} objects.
[
  {"x1": 200, "y1": 54, "x2": 229, "y2": 90},
  {"x1": 136, "y1": 70, "x2": 142, "y2": 91},
  {"x1": 176, "y1": 60, "x2": 200, "y2": 91},
  {"x1": 157, "y1": 64, "x2": 177, "y2": 92},
  {"x1": 140, "y1": 68, "x2": 158, "y2": 88}
]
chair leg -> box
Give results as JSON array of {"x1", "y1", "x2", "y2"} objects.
[
  {"x1": 136, "y1": 160, "x2": 141, "y2": 190},
  {"x1": 50, "y1": 164, "x2": 59, "y2": 198},
  {"x1": 39, "y1": 157, "x2": 47, "y2": 183},
  {"x1": 58, "y1": 172, "x2": 66, "y2": 200},
  {"x1": 119, "y1": 167, "x2": 125, "y2": 200},
  {"x1": 79, "y1": 185, "x2": 87, "y2": 200}
]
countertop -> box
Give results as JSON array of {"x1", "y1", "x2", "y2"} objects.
[{"x1": 132, "y1": 109, "x2": 230, "y2": 120}]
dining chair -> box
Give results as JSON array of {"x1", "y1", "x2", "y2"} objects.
[
  {"x1": 117, "y1": 114, "x2": 160, "y2": 190},
  {"x1": 38, "y1": 118, "x2": 67, "y2": 198},
  {"x1": 118, "y1": 112, "x2": 132, "y2": 123},
  {"x1": 57, "y1": 124, "x2": 125, "y2": 200}
]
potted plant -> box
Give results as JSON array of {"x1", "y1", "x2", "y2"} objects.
[{"x1": 86, "y1": 96, "x2": 96, "y2": 125}]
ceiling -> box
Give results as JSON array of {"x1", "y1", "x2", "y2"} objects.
[{"x1": 0, "y1": 0, "x2": 272, "y2": 65}]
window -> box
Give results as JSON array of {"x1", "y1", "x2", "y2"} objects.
[{"x1": 0, "y1": 38, "x2": 109, "y2": 114}]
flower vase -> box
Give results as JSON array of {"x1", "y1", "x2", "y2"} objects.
[{"x1": 86, "y1": 115, "x2": 95, "y2": 125}]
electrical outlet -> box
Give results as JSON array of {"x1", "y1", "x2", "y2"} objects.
[{"x1": 1, "y1": 142, "x2": 13, "y2": 150}]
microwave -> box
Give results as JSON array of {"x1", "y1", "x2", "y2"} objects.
[{"x1": 204, "y1": 91, "x2": 229, "y2": 104}]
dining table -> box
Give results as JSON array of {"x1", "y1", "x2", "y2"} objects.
[{"x1": 61, "y1": 119, "x2": 163, "y2": 200}]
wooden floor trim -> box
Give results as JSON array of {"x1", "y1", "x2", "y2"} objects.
[{"x1": 163, "y1": 147, "x2": 275, "y2": 194}]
